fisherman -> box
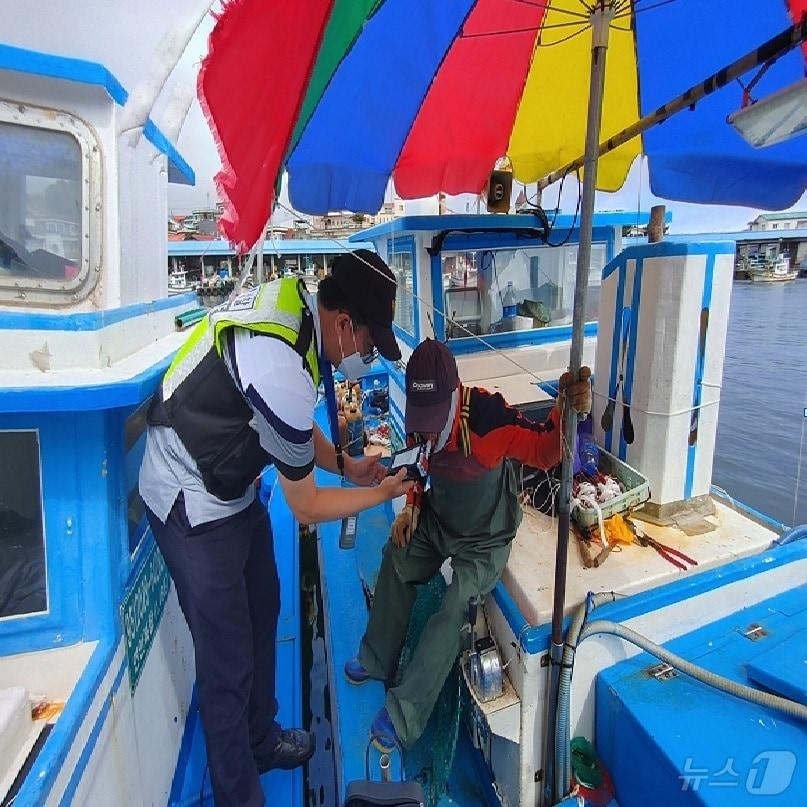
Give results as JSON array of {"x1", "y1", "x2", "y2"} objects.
[
  {"x1": 344, "y1": 338, "x2": 591, "y2": 751},
  {"x1": 139, "y1": 250, "x2": 412, "y2": 807}
]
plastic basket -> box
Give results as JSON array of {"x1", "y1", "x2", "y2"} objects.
[{"x1": 572, "y1": 449, "x2": 651, "y2": 528}]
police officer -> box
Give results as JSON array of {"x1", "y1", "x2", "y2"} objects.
[{"x1": 139, "y1": 250, "x2": 411, "y2": 806}]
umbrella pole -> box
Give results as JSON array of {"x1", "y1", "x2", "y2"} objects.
[{"x1": 546, "y1": 2, "x2": 615, "y2": 803}]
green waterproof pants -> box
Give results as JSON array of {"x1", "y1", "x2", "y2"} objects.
[
  {"x1": 358, "y1": 458, "x2": 520, "y2": 748},
  {"x1": 359, "y1": 531, "x2": 510, "y2": 747}
]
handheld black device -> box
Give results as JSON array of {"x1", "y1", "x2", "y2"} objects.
[{"x1": 383, "y1": 443, "x2": 430, "y2": 484}]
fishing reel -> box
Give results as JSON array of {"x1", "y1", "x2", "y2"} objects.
[{"x1": 466, "y1": 596, "x2": 503, "y2": 704}]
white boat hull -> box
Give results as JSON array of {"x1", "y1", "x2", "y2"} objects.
[{"x1": 748, "y1": 270, "x2": 798, "y2": 282}]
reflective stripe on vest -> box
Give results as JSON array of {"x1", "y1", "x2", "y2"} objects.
[{"x1": 163, "y1": 278, "x2": 320, "y2": 400}]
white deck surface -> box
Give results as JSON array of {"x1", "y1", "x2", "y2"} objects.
[
  {"x1": 469, "y1": 373, "x2": 553, "y2": 406},
  {"x1": 501, "y1": 500, "x2": 777, "y2": 627}
]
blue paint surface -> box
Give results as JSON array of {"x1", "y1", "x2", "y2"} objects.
[
  {"x1": 601, "y1": 242, "x2": 735, "y2": 280},
  {"x1": 0, "y1": 43, "x2": 195, "y2": 183},
  {"x1": 596, "y1": 586, "x2": 807, "y2": 806},
  {"x1": 0, "y1": 355, "x2": 170, "y2": 413},
  {"x1": 448, "y1": 321, "x2": 598, "y2": 356},
  {"x1": 745, "y1": 635, "x2": 806, "y2": 706},
  {"x1": 0, "y1": 413, "x2": 88, "y2": 654},
  {"x1": 58, "y1": 657, "x2": 129, "y2": 807},
  {"x1": 0, "y1": 292, "x2": 196, "y2": 331}
]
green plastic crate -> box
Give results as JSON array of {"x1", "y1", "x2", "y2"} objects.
[{"x1": 572, "y1": 448, "x2": 651, "y2": 528}]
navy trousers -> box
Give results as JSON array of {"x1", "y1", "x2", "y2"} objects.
[{"x1": 146, "y1": 495, "x2": 281, "y2": 806}]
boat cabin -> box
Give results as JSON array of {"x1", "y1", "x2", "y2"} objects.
[{"x1": 0, "y1": 44, "x2": 207, "y2": 805}]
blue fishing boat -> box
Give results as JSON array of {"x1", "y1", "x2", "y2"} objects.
[{"x1": 2, "y1": 1, "x2": 806, "y2": 806}]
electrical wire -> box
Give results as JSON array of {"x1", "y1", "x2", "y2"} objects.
[
  {"x1": 545, "y1": 170, "x2": 583, "y2": 247},
  {"x1": 592, "y1": 388, "x2": 720, "y2": 418},
  {"x1": 274, "y1": 201, "x2": 559, "y2": 386}
]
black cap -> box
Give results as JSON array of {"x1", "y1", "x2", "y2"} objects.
[
  {"x1": 331, "y1": 249, "x2": 401, "y2": 361},
  {"x1": 405, "y1": 339, "x2": 459, "y2": 434}
]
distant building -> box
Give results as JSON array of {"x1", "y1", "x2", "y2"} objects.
[
  {"x1": 748, "y1": 211, "x2": 807, "y2": 231},
  {"x1": 311, "y1": 200, "x2": 405, "y2": 240},
  {"x1": 167, "y1": 199, "x2": 405, "y2": 244},
  {"x1": 168, "y1": 208, "x2": 223, "y2": 241}
]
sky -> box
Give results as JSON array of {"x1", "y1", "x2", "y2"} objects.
[{"x1": 165, "y1": 7, "x2": 807, "y2": 237}]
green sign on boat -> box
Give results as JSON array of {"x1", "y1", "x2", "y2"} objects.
[{"x1": 121, "y1": 541, "x2": 171, "y2": 692}]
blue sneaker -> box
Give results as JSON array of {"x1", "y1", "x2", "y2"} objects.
[
  {"x1": 370, "y1": 706, "x2": 400, "y2": 753},
  {"x1": 344, "y1": 657, "x2": 370, "y2": 685}
]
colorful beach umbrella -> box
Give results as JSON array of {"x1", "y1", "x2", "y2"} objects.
[
  {"x1": 199, "y1": 0, "x2": 807, "y2": 252},
  {"x1": 198, "y1": 3, "x2": 807, "y2": 802}
]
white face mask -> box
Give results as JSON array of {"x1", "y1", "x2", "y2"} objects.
[
  {"x1": 432, "y1": 388, "x2": 459, "y2": 453},
  {"x1": 336, "y1": 320, "x2": 371, "y2": 382}
]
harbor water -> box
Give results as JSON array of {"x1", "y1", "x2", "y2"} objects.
[{"x1": 713, "y1": 278, "x2": 807, "y2": 528}]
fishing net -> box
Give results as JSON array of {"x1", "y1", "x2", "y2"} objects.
[{"x1": 395, "y1": 574, "x2": 465, "y2": 807}]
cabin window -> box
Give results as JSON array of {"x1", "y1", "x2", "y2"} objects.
[
  {"x1": 0, "y1": 103, "x2": 102, "y2": 306},
  {"x1": 442, "y1": 244, "x2": 606, "y2": 340},
  {"x1": 388, "y1": 239, "x2": 416, "y2": 337},
  {"x1": 0, "y1": 431, "x2": 47, "y2": 618}
]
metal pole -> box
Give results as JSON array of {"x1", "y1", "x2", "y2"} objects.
[{"x1": 546, "y1": 3, "x2": 614, "y2": 803}]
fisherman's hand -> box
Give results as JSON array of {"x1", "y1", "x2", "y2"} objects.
[
  {"x1": 378, "y1": 467, "x2": 415, "y2": 502},
  {"x1": 557, "y1": 366, "x2": 592, "y2": 414},
  {"x1": 346, "y1": 454, "x2": 387, "y2": 487},
  {"x1": 391, "y1": 504, "x2": 420, "y2": 548}
]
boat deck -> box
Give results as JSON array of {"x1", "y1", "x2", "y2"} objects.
[
  {"x1": 314, "y1": 406, "x2": 499, "y2": 806},
  {"x1": 503, "y1": 499, "x2": 778, "y2": 627}
]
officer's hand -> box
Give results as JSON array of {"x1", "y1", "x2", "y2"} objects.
[
  {"x1": 346, "y1": 454, "x2": 387, "y2": 487},
  {"x1": 557, "y1": 366, "x2": 592, "y2": 414},
  {"x1": 378, "y1": 467, "x2": 414, "y2": 501},
  {"x1": 391, "y1": 505, "x2": 420, "y2": 548}
]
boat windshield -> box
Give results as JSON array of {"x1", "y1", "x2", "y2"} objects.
[{"x1": 442, "y1": 243, "x2": 605, "y2": 339}]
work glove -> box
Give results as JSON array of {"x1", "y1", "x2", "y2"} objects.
[
  {"x1": 390, "y1": 505, "x2": 420, "y2": 548},
  {"x1": 557, "y1": 366, "x2": 592, "y2": 414}
]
